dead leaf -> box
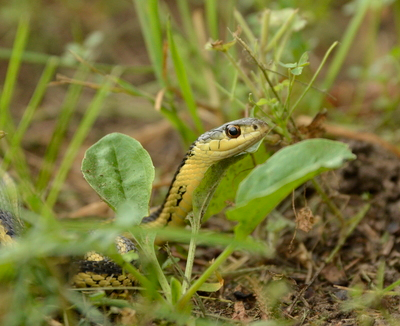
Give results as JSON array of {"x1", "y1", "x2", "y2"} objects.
[
  {"x1": 296, "y1": 207, "x2": 315, "y2": 232},
  {"x1": 321, "y1": 264, "x2": 347, "y2": 284},
  {"x1": 232, "y1": 301, "x2": 249, "y2": 321},
  {"x1": 298, "y1": 110, "x2": 327, "y2": 139},
  {"x1": 119, "y1": 308, "x2": 138, "y2": 326}
]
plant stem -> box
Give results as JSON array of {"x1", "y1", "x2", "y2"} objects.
[
  {"x1": 223, "y1": 51, "x2": 259, "y2": 98},
  {"x1": 311, "y1": 0, "x2": 371, "y2": 111},
  {"x1": 181, "y1": 213, "x2": 200, "y2": 294},
  {"x1": 177, "y1": 244, "x2": 236, "y2": 309},
  {"x1": 325, "y1": 203, "x2": 370, "y2": 264},
  {"x1": 140, "y1": 233, "x2": 172, "y2": 303},
  {"x1": 233, "y1": 34, "x2": 281, "y2": 102},
  {"x1": 265, "y1": 9, "x2": 298, "y2": 52},
  {"x1": 288, "y1": 42, "x2": 338, "y2": 119}
]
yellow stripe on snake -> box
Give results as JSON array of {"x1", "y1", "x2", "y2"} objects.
[{"x1": 0, "y1": 118, "x2": 271, "y2": 288}]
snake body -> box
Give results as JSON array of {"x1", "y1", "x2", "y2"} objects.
[{"x1": 0, "y1": 118, "x2": 270, "y2": 288}]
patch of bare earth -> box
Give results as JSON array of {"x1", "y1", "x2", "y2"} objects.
[{"x1": 194, "y1": 140, "x2": 400, "y2": 324}]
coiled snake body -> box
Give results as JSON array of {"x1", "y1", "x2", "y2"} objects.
[{"x1": 0, "y1": 118, "x2": 270, "y2": 288}]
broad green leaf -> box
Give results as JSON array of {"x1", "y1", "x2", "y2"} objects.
[
  {"x1": 82, "y1": 133, "x2": 154, "y2": 213},
  {"x1": 203, "y1": 145, "x2": 270, "y2": 221},
  {"x1": 116, "y1": 200, "x2": 145, "y2": 227},
  {"x1": 192, "y1": 155, "x2": 245, "y2": 222},
  {"x1": 227, "y1": 139, "x2": 356, "y2": 239}
]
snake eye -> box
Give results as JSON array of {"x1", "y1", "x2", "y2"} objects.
[{"x1": 225, "y1": 125, "x2": 241, "y2": 138}]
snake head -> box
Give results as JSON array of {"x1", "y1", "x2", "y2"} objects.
[{"x1": 192, "y1": 118, "x2": 271, "y2": 161}]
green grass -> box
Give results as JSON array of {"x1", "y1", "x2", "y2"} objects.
[{"x1": 0, "y1": 1, "x2": 399, "y2": 325}]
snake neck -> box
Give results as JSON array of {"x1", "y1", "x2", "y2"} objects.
[{"x1": 141, "y1": 146, "x2": 213, "y2": 228}]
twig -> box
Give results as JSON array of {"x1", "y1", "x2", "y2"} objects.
[
  {"x1": 297, "y1": 115, "x2": 400, "y2": 159},
  {"x1": 325, "y1": 204, "x2": 370, "y2": 264},
  {"x1": 232, "y1": 32, "x2": 281, "y2": 102},
  {"x1": 286, "y1": 262, "x2": 325, "y2": 314}
]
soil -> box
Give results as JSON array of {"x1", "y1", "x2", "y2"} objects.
[{"x1": 193, "y1": 139, "x2": 400, "y2": 325}]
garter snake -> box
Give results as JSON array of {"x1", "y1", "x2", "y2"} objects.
[{"x1": 0, "y1": 118, "x2": 272, "y2": 288}]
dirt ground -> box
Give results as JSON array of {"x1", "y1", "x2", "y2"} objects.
[{"x1": 193, "y1": 138, "x2": 400, "y2": 324}]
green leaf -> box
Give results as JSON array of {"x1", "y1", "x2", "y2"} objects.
[
  {"x1": 115, "y1": 200, "x2": 145, "y2": 227},
  {"x1": 298, "y1": 51, "x2": 309, "y2": 66},
  {"x1": 273, "y1": 79, "x2": 290, "y2": 93},
  {"x1": 207, "y1": 38, "x2": 237, "y2": 52},
  {"x1": 121, "y1": 249, "x2": 139, "y2": 263},
  {"x1": 256, "y1": 98, "x2": 269, "y2": 106},
  {"x1": 278, "y1": 61, "x2": 297, "y2": 68},
  {"x1": 291, "y1": 66, "x2": 304, "y2": 75},
  {"x1": 197, "y1": 279, "x2": 224, "y2": 292},
  {"x1": 82, "y1": 133, "x2": 154, "y2": 213},
  {"x1": 291, "y1": 52, "x2": 309, "y2": 75},
  {"x1": 203, "y1": 145, "x2": 270, "y2": 221},
  {"x1": 227, "y1": 139, "x2": 356, "y2": 239},
  {"x1": 192, "y1": 155, "x2": 246, "y2": 223},
  {"x1": 0, "y1": 15, "x2": 30, "y2": 131},
  {"x1": 170, "y1": 277, "x2": 182, "y2": 305}
]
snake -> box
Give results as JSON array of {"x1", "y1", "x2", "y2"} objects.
[{"x1": 0, "y1": 118, "x2": 271, "y2": 288}]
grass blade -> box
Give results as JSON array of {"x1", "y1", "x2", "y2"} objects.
[
  {"x1": 167, "y1": 20, "x2": 204, "y2": 133},
  {"x1": 133, "y1": 0, "x2": 164, "y2": 85},
  {"x1": 177, "y1": 0, "x2": 197, "y2": 42},
  {"x1": 206, "y1": 0, "x2": 219, "y2": 40},
  {"x1": 312, "y1": 0, "x2": 371, "y2": 110},
  {"x1": 265, "y1": 9, "x2": 298, "y2": 53},
  {"x1": 234, "y1": 8, "x2": 256, "y2": 46},
  {"x1": 288, "y1": 42, "x2": 338, "y2": 118},
  {"x1": 0, "y1": 15, "x2": 30, "y2": 131},
  {"x1": 36, "y1": 65, "x2": 90, "y2": 193},
  {"x1": 2, "y1": 57, "x2": 59, "y2": 172}
]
